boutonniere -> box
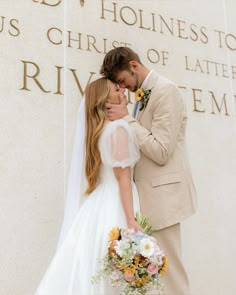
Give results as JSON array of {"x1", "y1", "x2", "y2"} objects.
[{"x1": 135, "y1": 88, "x2": 152, "y2": 111}]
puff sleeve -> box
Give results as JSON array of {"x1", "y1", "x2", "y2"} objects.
[{"x1": 100, "y1": 120, "x2": 140, "y2": 168}]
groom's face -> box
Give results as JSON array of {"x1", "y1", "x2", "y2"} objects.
[{"x1": 115, "y1": 69, "x2": 140, "y2": 93}]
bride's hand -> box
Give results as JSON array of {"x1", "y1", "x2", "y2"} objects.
[{"x1": 127, "y1": 219, "x2": 145, "y2": 233}]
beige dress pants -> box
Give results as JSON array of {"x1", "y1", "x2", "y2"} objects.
[{"x1": 152, "y1": 223, "x2": 191, "y2": 295}]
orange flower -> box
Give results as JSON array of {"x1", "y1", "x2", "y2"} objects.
[
  {"x1": 134, "y1": 279, "x2": 142, "y2": 287},
  {"x1": 124, "y1": 267, "x2": 136, "y2": 275},
  {"x1": 134, "y1": 276, "x2": 150, "y2": 287},
  {"x1": 108, "y1": 240, "x2": 117, "y2": 255},
  {"x1": 134, "y1": 255, "x2": 140, "y2": 266},
  {"x1": 159, "y1": 256, "x2": 169, "y2": 276},
  {"x1": 116, "y1": 262, "x2": 126, "y2": 270},
  {"x1": 135, "y1": 88, "x2": 144, "y2": 101},
  {"x1": 139, "y1": 256, "x2": 149, "y2": 267},
  {"x1": 109, "y1": 228, "x2": 120, "y2": 241}
]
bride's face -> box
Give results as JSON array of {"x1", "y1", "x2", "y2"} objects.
[{"x1": 107, "y1": 80, "x2": 127, "y2": 104}]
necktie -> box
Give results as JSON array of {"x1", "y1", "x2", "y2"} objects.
[{"x1": 133, "y1": 101, "x2": 139, "y2": 118}]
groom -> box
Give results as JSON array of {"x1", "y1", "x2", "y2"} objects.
[{"x1": 100, "y1": 47, "x2": 197, "y2": 295}]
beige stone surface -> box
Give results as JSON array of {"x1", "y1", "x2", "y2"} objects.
[{"x1": 0, "y1": 1, "x2": 236, "y2": 294}]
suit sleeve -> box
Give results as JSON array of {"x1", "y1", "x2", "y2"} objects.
[{"x1": 124, "y1": 83, "x2": 185, "y2": 165}]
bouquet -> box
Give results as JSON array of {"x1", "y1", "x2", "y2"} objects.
[{"x1": 92, "y1": 213, "x2": 168, "y2": 295}]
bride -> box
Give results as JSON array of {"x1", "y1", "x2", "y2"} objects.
[{"x1": 35, "y1": 77, "x2": 143, "y2": 295}]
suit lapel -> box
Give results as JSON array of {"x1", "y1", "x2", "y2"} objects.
[{"x1": 137, "y1": 105, "x2": 146, "y2": 120}]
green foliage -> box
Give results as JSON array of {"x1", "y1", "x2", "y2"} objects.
[{"x1": 135, "y1": 212, "x2": 154, "y2": 236}]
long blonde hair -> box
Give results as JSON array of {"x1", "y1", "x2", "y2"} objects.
[{"x1": 84, "y1": 77, "x2": 109, "y2": 194}]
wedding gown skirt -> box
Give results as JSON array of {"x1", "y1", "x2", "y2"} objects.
[{"x1": 35, "y1": 120, "x2": 140, "y2": 295}]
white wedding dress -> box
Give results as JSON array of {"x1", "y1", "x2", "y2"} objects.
[{"x1": 35, "y1": 119, "x2": 140, "y2": 295}]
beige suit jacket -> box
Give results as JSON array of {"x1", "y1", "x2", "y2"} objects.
[{"x1": 125, "y1": 71, "x2": 197, "y2": 230}]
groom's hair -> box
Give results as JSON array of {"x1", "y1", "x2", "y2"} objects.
[{"x1": 100, "y1": 47, "x2": 141, "y2": 81}]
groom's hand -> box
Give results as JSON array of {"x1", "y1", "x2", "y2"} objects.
[{"x1": 106, "y1": 95, "x2": 129, "y2": 121}]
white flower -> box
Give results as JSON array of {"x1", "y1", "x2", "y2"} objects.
[
  {"x1": 114, "y1": 240, "x2": 130, "y2": 257},
  {"x1": 139, "y1": 238, "x2": 155, "y2": 258},
  {"x1": 150, "y1": 253, "x2": 164, "y2": 265},
  {"x1": 110, "y1": 270, "x2": 122, "y2": 281},
  {"x1": 121, "y1": 228, "x2": 136, "y2": 239}
]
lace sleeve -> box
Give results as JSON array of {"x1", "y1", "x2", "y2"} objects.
[{"x1": 100, "y1": 120, "x2": 140, "y2": 168}]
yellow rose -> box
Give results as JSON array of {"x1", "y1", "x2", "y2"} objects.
[
  {"x1": 109, "y1": 228, "x2": 120, "y2": 240},
  {"x1": 135, "y1": 88, "x2": 144, "y2": 101}
]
